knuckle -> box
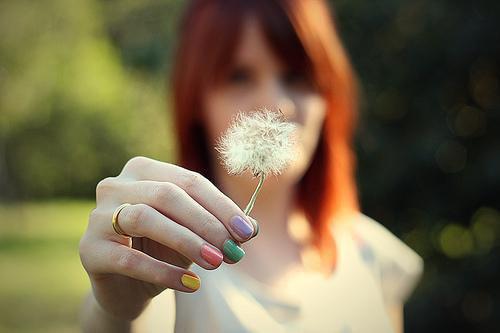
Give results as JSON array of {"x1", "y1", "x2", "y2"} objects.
[
  {"x1": 197, "y1": 215, "x2": 218, "y2": 238},
  {"x1": 171, "y1": 234, "x2": 190, "y2": 255},
  {"x1": 78, "y1": 236, "x2": 91, "y2": 262},
  {"x1": 213, "y1": 192, "x2": 230, "y2": 210},
  {"x1": 124, "y1": 204, "x2": 149, "y2": 233},
  {"x1": 181, "y1": 171, "x2": 204, "y2": 191},
  {"x1": 88, "y1": 207, "x2": 106, "y2": 222},
  {"x1": 116, "y1": 251, "x2": 140, "y2": 271},
  {"x1": 150, "y1": 271, "x2": 165, "y2": 286},
  {"x1": 121, "y1": 156, "x2": 151, "y2": 174},
  {"x1": 88, "y1": 208, "x2": 100, "y2": 223},
  {"x1": 95, "y1": 177, "x2": 117, "y2": 199},
  {"x1": 78, "y1": 236, "x2": 98, "y2": 273},
  {"x1": 152, "y1": 182, "x2": 181, "y2": 204}
]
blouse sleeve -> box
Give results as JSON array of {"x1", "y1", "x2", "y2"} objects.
[{"x1": 352, "y1": 213, "x2": 424, "y2": 305}]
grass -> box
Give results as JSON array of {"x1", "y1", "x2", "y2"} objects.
[{"x1": 0, "y1": 200, "x2": 95, "y2": 333}]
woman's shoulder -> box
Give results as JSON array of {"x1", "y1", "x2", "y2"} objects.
[{"x1": 348, "y1": 212, "x2": 424, "y2": 304}]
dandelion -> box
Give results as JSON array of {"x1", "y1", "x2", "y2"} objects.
[{"x1": 216, "y1": 108, "x2": 296, "y2": 215}]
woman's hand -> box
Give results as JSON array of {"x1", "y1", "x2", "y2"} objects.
[{"x1": 79, "y1": 156, "x2": 257, "y2": 320}]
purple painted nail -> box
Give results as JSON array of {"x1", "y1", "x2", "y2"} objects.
[{"x1": 230, "y1": 215, "x2": 254, "y2": 240}]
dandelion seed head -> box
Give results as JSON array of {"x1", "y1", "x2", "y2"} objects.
[{"x1": 216, "y1": 109, "x2": 297, "y2": 176}]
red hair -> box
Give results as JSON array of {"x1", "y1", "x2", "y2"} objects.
[{"x1": 172, "y1": 0, "x2": 359, "y2": 273}]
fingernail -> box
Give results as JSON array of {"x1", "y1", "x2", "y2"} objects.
[
  {"x1": 230, "y1": 215, "x2": 254, "y2": 240},
  {"x1": 223, "y1": 239, "x2": 245, "y2": 262},
  {"x1": 200, "y1": 243, "x2": 223, "y2": 267},
  {"x1": 181, "y1": 274, "x2": 200, "y2": 291}
]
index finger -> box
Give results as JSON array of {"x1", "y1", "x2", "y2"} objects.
[{"x1": 122, "y1": 157, "x2": 258, "y2": 242}]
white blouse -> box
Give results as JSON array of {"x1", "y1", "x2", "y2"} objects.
[{"x1": 133, "y1": 213, "x2": 423, "y2": 333}]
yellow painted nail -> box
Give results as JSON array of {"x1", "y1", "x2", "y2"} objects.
[{"x1": 181, "y1": 274, "x2": 200, "y2": 291}]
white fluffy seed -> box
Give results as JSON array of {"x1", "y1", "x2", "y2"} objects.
[{"x1": 216, "y1": 109, "x2": 297, "y2": 176}]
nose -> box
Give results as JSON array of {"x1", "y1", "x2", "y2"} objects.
[{"x1": 258, "y1": 80, "x2": 297, "y2": 120}]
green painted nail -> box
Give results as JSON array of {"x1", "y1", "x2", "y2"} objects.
[{"x1": 223, "y1": 239, "x2": 245, "y2": 262}]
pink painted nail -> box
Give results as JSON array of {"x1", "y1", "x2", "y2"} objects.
[{"x1": 200, "y1": 243, "x2": 223, "y2": 267}]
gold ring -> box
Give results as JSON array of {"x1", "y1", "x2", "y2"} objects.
[{"x1": 112, "y1": 203, "x2": 132, "y2": 237}]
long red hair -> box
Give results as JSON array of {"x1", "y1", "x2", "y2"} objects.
[{"x1": 172, "y1": 0, "x2": 359, "y2": 273}]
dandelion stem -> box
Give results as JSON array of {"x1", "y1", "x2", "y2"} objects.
[{"x1": 244, "y1": 173, "x2": 265, "y2": 215}]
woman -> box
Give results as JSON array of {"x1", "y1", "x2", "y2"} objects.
[{"x1": 79, "y1": 0, "x2": 423, "y2": 332}]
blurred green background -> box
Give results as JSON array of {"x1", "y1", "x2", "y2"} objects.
[{"x1": 0, "y1": 0, "x2": 499, "y2": 332}]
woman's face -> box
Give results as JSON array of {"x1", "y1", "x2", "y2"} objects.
[{"x1": 202, "y1": 16, "x2": 326, "y2": 186}]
